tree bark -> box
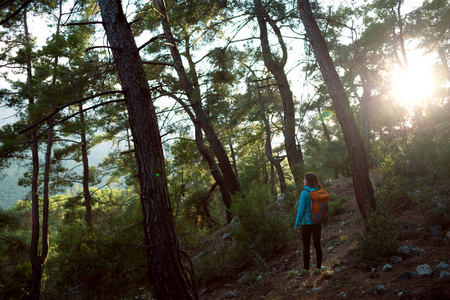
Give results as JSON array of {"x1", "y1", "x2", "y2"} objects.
[
  {"x1": 24, "y1": 7, "x2": 47, "y2": 298},
  {"x1": 97, "y1": 1, "x2": 195, "y2": 299},
  {"x1": 173, "y1": 96, "x2": 233, "y2": 223},
  {"x1": 194, "y1": 122, "x2": 233, "y2": 223},
  {"x1": 154, "y1": 0, "x2": 241, "y2": 197},
  {"x1": 297, "y1": 0, "x2": 376, "y2": 222},
  {"x1": 255, "y1": 75, "x2": 286, "y2": 194},
  {"x1": 79, "y1": 103, "x2": 92, "y2": 225},
  {"x1": 360, "y1": 87, "x2": 372, "y2": 163},
  {"x1": 254, "y1": 0, "x2": 304, "y2": 187}
]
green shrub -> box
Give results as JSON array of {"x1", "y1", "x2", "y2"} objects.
[
  {"x1": 230, "y1": 186, "x2": 294, "y2": 267},
  {"x1": 412, "y1": 186, "x2": 450, "y2": 226},
  {"x1": 0, "y1": 262, "x2": 31, "y2": 300},
  {"x1": 355, "y1": 206, "x2": 398, "y2": 262},
  {"x1": 328, "y1": 193, "x2": 348, "y2": 216},
  {"x1": 193, "y1": 242, "x2": 231, "y2": 287}
]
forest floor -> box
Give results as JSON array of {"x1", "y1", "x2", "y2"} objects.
[{"x1": 199, "y1": 178, "x2": 450, "y2": 300}]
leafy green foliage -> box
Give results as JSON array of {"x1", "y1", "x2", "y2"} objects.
[
  {"x1": 0, "y1": 203, "x2": 31, "y2": 299},
  {"x1": 193, "y1": 241, "x2": 231, "y2": 287},
  {"x1": 304, "y1": 138, "x2": 350, "y2": 182},
  {"x1": 328, "y1": 193, "x2": 348, "y2": 216},
  {"x1": 355, "y1": 207, "x2": 398, "y2": 262},
  {"x1": 230, "y1": 186, "x2": 294, "y2": 266},
  {"x1": 44, "y1": 189, "x2": 147, "y2": 299}
]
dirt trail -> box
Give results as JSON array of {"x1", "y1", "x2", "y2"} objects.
[{"x1": 201, "y1": 179, "x2": 450, "y2": 300}]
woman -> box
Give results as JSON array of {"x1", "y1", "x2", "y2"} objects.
[{"x1": 294, "y1": 172, "x2": 323, "y2": 276}]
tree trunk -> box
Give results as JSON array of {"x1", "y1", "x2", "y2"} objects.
[
  {"x1": 318, "y1": 106, "x2": 332, "y2": 142},
  {"x1": 154, "y1": 0, "x2": 241, "y2": 197},
  {"x1": 79, "y1": 103, "x2": 92, "y2": 225},
  {"x1": 438, "y1": 47, "x2": 450, "y2": 82},
  {"x1": 174, "y1": 97, "x2": 233, "y2": 223},
  {"x1": 229, "y1": 140, "x2": 239, "y2": 178},
  {"x1": 360, "y1": 86, "x2": 372, "y2": 164},
  {"x1": 24, "y1": 8, "x2": 46, "y2": 298},
  {"x1": 297, "y1": 0, "x2": 376, "y2": 222},
  {"x1": 255, "y1": 74, "x2": 286, "y2": 194},
  {"x1": 194, "y1": 122, "x2": 233, "y2": 223},
  {"x1": 255, "y1": 0, "x2": 304, "y2": 187},
  {"x1": 98, "y1": 1, "x2": 195, "y2": 299}
]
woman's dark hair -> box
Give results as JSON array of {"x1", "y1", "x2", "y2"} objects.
[{"x1": 305, "y1": 172, "x2": 321, "y2": 188}]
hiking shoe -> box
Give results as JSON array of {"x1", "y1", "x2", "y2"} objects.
[
  {"x1": 313, "y1": 269, "x2": 321, "y2": 275},
  {"x1": 298, "y1": 269, "x2": 310, "y2": 276}
]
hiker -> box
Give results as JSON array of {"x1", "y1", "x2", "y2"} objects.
[{"x1": 294, "y1": 172, "x2": 323, "y2": 276}]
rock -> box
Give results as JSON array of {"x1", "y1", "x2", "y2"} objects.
[
  {"x1": 390, "y1": 256, "x2": 402, "y2": 264},
  {"x1": 397, "y1": 246, "x2": 410, "y2": 257},
  {"x1": 383, "y1": 264, "x2": 393, "y2": 272},
  {"x1": 407, "y1": 221, "x2": 417, "y2": 230},
  {"x1": 359, "y1": 274, "x2": 365, "y2": 278},
  {"x1": 311, "y1": 287, "x2": 322, "y2": 292},
  {"x1": 419, "y1": 249, "x2": 427, "y2": 257},
  {"x1": 289, "y1": 280, "x2": 299, "y2": 288},
  {"x1": 371, "y1": 267, "x2": 377, "y2": 273},
  {"x1": 416, "y1": 264, "x2": 433, "y2": 276},
  {"x1": 411, "y1": 271, "x2": 420, "y2": 278},
  {"x1": 440, "y1": 271, "x2": 450, "y2": 278},
  {"x1": 231, "y1": 216, "x2": 240, "y2": 228},
  {"x1": 237, "y1": 275, "x2": 247, "y2": 283},
  {"x1": 348, "y1": 208, "x2": 356, "y2": 214},
  {"x1": 334, "y1": 267, "x2": 342, "y2": 273},
  {"x1": 222, "y1": 233, "x2": 230, "y2": 240},
  {"x1": 194, "y1": 251, "x2": 204, "y2": 260},
  {"x1": 430, "y1": 225, "x2": 443, "y2": 236},
  {"x1": 436, "y1": 262, "x2": 449, "y2": 270},
  {"x1": 411, "y1": 257, "x2": 423, "y2": 263},
  {"x1": 276, "y1": 193, "x2": 286, "y2": 209},
  {"x1": 376, "y1": 285, "x2": 387, "y2": 293},
  {"x1": 341, "y1": 259, "x2": 348, "y2": 265},
  {"x1": 338, "y1": 291, "x2": 347, "y2": 298},
  {"x1": 362, "y1": 288, "x2": 372, "y2": 294},
  {"x1": 224, "y1": 291, "x2": 236, "y2": 298}
]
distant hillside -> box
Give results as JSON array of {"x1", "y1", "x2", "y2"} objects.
[
  {"x1": 0, "y1": 142, "x2": 111, "y2": 210},
  {"x1": 0, "y1": 166, "x2": 29, "y2": 209}
]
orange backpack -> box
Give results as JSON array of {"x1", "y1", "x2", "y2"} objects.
[{"x1": 306, "y1": 189, "x2": 330, "y2": 224}]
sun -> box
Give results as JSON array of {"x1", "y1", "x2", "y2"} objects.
[{"x1": 390, "y1": 50, "x2": 435, "y2": 107}]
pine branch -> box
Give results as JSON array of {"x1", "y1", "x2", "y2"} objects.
[
  {"x1": 0, "y1": 0, "x2": 34, "y2": 25},
  {"x1": 18, "y1": 91, "x2": 123, "y2": 134}
]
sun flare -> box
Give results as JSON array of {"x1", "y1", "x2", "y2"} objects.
[{"x1": 390, "y1": 51, "x2": 435, "y2": 107}]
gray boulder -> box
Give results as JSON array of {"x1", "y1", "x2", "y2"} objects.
[
  {"x1": 440, "y1": 271, "x2": 450, "y2": 279},
  {"x1": 416, "y1": 264, "x2": 433, "y2": 276},
  {"x1": 436, "y1": 262, "x2": 449, "y2": 270},
  {"x1": 383, "y1": 264, "x2": 393, "y2": 272},
  {"x1": 390, "y1": 256, "x2": 402, "y2": 264},
  {"x1": 397, "y1": 246, "x2": 410, "y2": 257},
  {"x1": 430, "y1": 225, "x2": 443, "y2": 236}
]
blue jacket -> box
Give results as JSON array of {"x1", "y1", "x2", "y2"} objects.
[{"x1": 294, "y1": 186, "x2": 319, "y2": 228}]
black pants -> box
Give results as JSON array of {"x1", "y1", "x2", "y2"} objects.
[{"x1": 301, "y1": 224, "x2": 322, "y2": 270}]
